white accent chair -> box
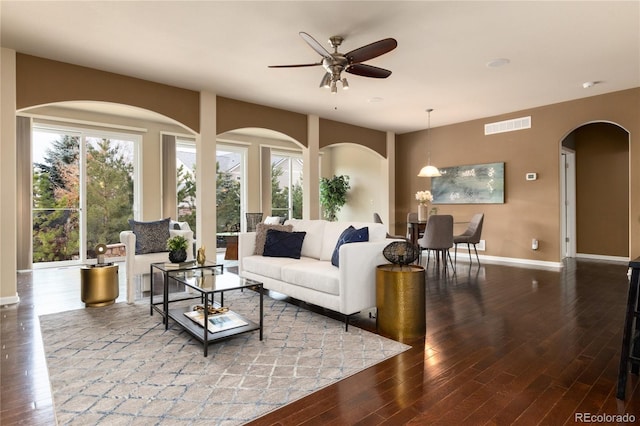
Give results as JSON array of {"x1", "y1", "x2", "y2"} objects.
[{"x1": 120, "y1": 220, "x2": 194, "y2": 304}]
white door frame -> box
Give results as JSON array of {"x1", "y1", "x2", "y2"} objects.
[{"x1": 560, "y1": 147, "x2": 576, "y2": 258}]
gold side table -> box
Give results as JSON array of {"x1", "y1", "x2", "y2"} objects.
[
  {"x1": 376, "y1": 264, "x2": 426, "y2": 342},
  {"x1": 81, "y1": 264, "x2": 119, "y2": 307}
]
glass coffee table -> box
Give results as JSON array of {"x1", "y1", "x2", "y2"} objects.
[{"x1": 150, "y1": 262, "x2": 263, "y2": 356}]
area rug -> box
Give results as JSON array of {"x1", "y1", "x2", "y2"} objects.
[{"x1": 40, "y1": 290, "x2": 409, "y2": 425}]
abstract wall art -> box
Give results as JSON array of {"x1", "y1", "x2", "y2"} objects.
[{"x1": 431, "y1": 162, "x2": 505, "y2": 204}]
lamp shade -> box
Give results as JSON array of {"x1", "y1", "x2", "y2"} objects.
[{"x1": 417, "y1": 165, "x2": 441, "y2": 177}]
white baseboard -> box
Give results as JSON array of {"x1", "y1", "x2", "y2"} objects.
[
  {"x1": 575, "y1": 253, "x2": 628, "y2": 263},
  {"x1": 0, "y1": 294, "x2": 20, "y2": 306},
  {"x1": 446, "y1": 252, "x2": 564, "y2": 270}
]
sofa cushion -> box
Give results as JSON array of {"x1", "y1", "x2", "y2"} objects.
[
  {"x1": 263, "y1": 230, "x2": 306, "y2": 259},
  {"x1": 331, "y1": 226, "x2": 369, "y2": 267},
  {"x1": 128, "y1": 218, "x2": 170, "y2": 254},
  {"x1": 285, "y1": 219, "x2": 326, "y2": 259},
  {"x1": 242, "y1": 255, "x2": 300, "y2": 281},
  {"x1": 281, "y1": 261, "x2": 340, "y2": 296},
  {"x1": 254, "y1": 223, "x2": 293, "y2": 255}
]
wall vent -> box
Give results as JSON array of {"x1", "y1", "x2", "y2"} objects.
[{"x1": 484, "y1": 116, "x2": 531, "y2": 135}]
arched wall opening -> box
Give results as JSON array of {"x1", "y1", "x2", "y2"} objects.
[
  {"x1": 15, "y1": 101, "x2": 197, "y2": 269},
  {"x1": 320, "y1": 142, "x2": 387, "y2": 222},
  {"x1": 560, "y1": 121, "x2": 630, "y2": 260},
  {"x1": 217, "y1": 127, "x2": 304, "y2": 223}
]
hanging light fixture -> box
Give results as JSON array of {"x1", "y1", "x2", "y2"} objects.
[{"x1": 417, "y1": 108, "x2": 441, "y2": 177}]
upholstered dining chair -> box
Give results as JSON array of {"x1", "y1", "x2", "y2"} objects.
[
  {"x1": 406, "y1": 212, "x2": 422, "y2": 241},
  {"x1": 453, "y1": 213, "x2": 484, "y2": 265},
  {"x1": 373, "y1": 213, "x2": 406, "y2": 240},
  {"x1": 417, "y1": 214, "x2": 455, "y2": 273}
]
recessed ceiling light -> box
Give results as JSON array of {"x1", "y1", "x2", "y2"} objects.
[
  {"x1": 368, "y1": 97, "x2": 384, "y2": 103},
  {"x1": 486, "y1": 58, "x2": 510, "y2": 68},
  {"x1": 582, "y1": 81, "x2": 596, "y2": 89}
]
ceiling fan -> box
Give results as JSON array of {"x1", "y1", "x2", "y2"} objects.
[{"x1": 269, "y1": 32, "x2": 398, "y2": 93}]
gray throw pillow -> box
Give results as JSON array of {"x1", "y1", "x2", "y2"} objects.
[
  {"x1": 254, "y1": 222, "x2": 293, "y2": 255},
  {"x1": 129, "y1": 218, "x2": 170, "y2": 254}
]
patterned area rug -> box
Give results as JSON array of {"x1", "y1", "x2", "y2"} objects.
[{"x1": 40, "y1": 290, "x2": 409, "y2": 425}]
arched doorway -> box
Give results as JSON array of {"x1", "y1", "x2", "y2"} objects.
[
  {"x1": 320, "y1": 142, "x2": 387, "y2": 222},
  {"x1": 561, "y1": 122, "x2": 629, "y2": 260},
  {"x1": 17, "y1": 101, "x2": 196, "y2": 268}
]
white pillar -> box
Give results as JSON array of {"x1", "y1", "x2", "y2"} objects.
[
  {"x1": 0, "y1": 48, "x2": 19, "y2": 305},
  {"x1": 197, "y1": 92, "x2": 217, "y2": 253},
  {"x1": 385, "y1": 131, "x2": 397, "y2": 231},
  {"x1": 304, "y1": 115, "x2": 320, "y2": 219}
]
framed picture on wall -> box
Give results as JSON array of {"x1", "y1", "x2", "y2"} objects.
[{"x1": 431, "y1": 162, "x2": 505, "y2": 204}]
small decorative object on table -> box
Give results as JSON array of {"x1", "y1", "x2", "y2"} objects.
[
  {"x1": 415, "y1": 190, "x2": 433, "y2": 222},
  {"x1": 197, "y1": 245, "x2": 206, "y2": 266},
  {"x1": 167, "y1": 235, "x2": 189, "y2": 263},
  {"x1": 383, "y1": 240, "x2": 420, "y2": 267}
]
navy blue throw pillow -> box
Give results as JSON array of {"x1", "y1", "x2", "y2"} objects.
[
  {"x1": 331, "y1": 226, "x2": 369, "y2": 267},
  {"x1": 263, "y1": 229, "x2": 307, "y2": 259}
]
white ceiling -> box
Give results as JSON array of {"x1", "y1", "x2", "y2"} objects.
[{"x1": 2, "y1": 1, "x2": 638, "y2": 134}]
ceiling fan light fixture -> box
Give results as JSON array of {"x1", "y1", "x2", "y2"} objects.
[
  {"x1": 320, "y1": 73, "x2": 331, "y2": 88},
  {"x1": 270, "y1": 32, "x2": 397, "y2": 94}
]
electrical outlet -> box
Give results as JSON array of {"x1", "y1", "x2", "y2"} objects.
[{"x1": 532, "y1": 239, "x2": 539, "y2": 250}]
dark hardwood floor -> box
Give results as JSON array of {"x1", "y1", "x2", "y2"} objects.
[{"x1": 2, "y1": 259, "x2": 639, "y2": 425}]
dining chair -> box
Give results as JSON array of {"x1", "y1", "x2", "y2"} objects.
[
  {"x1": 417, "y1": 214, "x2": 455, "y2": 273},
  {"x1": 453, "y1": 213, "x2": 484, "y2": 265},
  {"x1": 373, "y1": 213, "x2": 406, "y2": 240},
  {"x1": 406, "y1": 212, "x2": 423, "y2": 241},
  {"x1": 245, "y1": 213, "x2": 263, "y2": 232}
]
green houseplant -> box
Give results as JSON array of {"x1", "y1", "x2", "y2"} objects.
[
  {"x1": 320, "y1": 175, "x2": 351, "y2": 221},
  {"x1": 166, "y1": 235, "x2": 189, "y2": 263}
]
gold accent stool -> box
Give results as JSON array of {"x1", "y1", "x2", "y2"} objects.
[
  {"x1": 81, "y1": 264, "x2": 119, "y2": 307},
  {"x1": 376, "y1": 264, "x2": 426, "y2": 342}
]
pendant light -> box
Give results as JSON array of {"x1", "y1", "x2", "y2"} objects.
[{"x1": 417, "y1": 108, "x2": 441, "y2": 177}]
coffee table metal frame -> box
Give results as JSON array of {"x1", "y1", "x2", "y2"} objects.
[{"x1": 150, "y1": 262, "x2": 263, "y2": 356}]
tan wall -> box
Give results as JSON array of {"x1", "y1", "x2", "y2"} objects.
[
  {"x1": 320, "y1": 144, "x2": 386, "y2": 222},
  {"x1": 216, "y1": 97, "x2": 308, "y2": 146},
  {"x1": 319, "y1": 118, "x2": 387, "y2": 158},
  {"x1": 16, "y1": 54, "x2": 200, "y2": 132},
  {"x1": 396, "y1": 88, "x2": 640, "y2": 262},
  {"x1": 575, "y1": 123, "x2": 629, "y2": 256}
]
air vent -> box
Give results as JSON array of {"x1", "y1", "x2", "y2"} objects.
[{"x1": 484, "y1": 116, "x2": 531, "y2": 135}]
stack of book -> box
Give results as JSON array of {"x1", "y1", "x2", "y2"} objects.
[
  {"x1": 163, "y1": 261, "x2": 196, "y2": 269},
  {"x1": 184, "y1": 306, "x2": 247, "y2": 333}
]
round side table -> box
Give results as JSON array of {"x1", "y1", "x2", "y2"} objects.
[
  {"x1": 376, "y1": 264, "x2": 426, "y2": 342},
  {"x1": 81, "y1": 263, "x2": 119, "y2": 307}
]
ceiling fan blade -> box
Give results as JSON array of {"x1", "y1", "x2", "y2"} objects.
[
  {"x1": 345, "y1": 38, "x2": 397, "y2": 64},
  {"x1": 268, "y1": 62, "x2": 322, "y2": 68},
  {"x1": 346, "y1": 63, "x2": 392, "y2": 78},
  {"x1": 299, "y1": 32, "x2": 332, "y2": 58}
]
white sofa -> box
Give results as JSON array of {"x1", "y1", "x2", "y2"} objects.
[
  {"x1": 120, "y1": 220, "x2": 194, "y2": 304},
  {"x1": 238, "y1": 219, "x2": 397, "y2": 328}
]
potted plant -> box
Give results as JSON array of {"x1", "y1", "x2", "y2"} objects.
[
  {"x1": 167, "y1": 235, "x2": 189, "y2": 263},
  {"x1": 320, "y1": 175, "x2": 351, "y2": 221}
]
